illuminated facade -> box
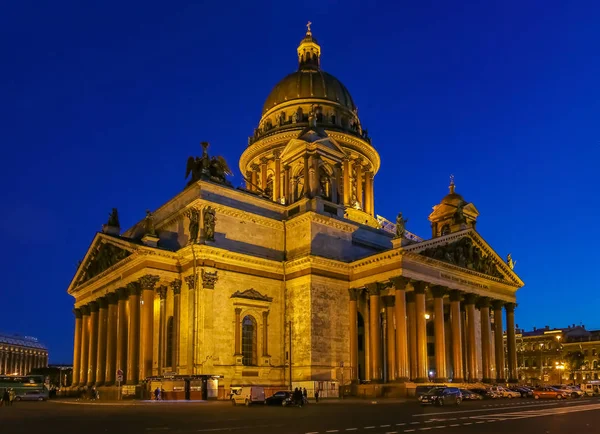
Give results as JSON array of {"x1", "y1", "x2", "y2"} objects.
[
  {"x1": 0, "y1": 334, "x2": 48, "y2": 375},
  {"x1": 68, "y1": 26, "x2": 524, "y2": 396}
]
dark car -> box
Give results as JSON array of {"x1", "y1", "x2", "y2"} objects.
[
  {"x1": 459, "y1": 389, "x2": 483, "y2": 400},
  {"x1": 511, "y1": 387, "x2": 532, "y2": 398},
  {"x1": 265, "y1": 391, "x2": 292, "y2": 406},
  {"x1": 419, "y1": 387, "x2": 462, "y2": 406}
]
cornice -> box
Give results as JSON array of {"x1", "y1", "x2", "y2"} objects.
[
  {"x1": 178, "y1": 244, "x2": 284, "y2": 273},
  {"x1": 350, "y1": 248, "x2": 404, "y2": 270},
  {"x1": 285, "y1": 211, "x2": 358, "y2": 233},
  {"x1": 285, "y1": 254, "x2": 350, "y2": 275},
  {"x1": 328, "y1": 132, "x2": 380, "y2": 174}
]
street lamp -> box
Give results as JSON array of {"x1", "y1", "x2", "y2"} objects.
[
  {"x1": 555, "y1": 361, "x2": 565, "y2": 383},
  {"x1": 424, "y1": 313, "x2": 431, "y2": 320}
]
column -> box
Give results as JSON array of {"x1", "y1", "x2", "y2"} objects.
[
  {"x1": 157, "y1": 285, "x2": 167, "y2": 375},
  {"x1": 105, "y1": 293, "x2": 118, "y2": 385},
  {"x1": 369, "y1": 172, "x2": 375, "y2": 214},
  {"x1": 348, "y1": 288, "x2": 359, "y2": 382},
  {"x1": 262, "y1": 311, "x2": 269, "y2": 356},
  {"x1": 364, "y1": 171, "x2": 373, "y2": 215},
  {"x1": 355, "y1": 159, "x2": 363, "y2": 209},
  {"x1": 414, "y1": 282, "x2": 428, "y2": 382},
  {"x1": 332, "y1": 164, "x2": 341, "y2": 204},
  {"x1": 87, "y1": 301, "x2": 99, "y2": 385},
  {"x1": 464, "y1": 294, "x2": 478, "y2": 382},
  {"x1": 234, "y1": 308, "x2": 242, "y2": 355},
  {"x1": 431, "y1": 286, "x2": 447, "y2": 382},
  {"x1": 311, "y1": 154, "x2": 320, "y2": 197},
  {"x1": 185, "y1": 274, "x2": 197, "y2": 374},
  {"x1": 171, "y1": 279, "x2": 182, "y2": 371},
  {"x1": 95, "y1": 297, "x2": 108, "y2": 385},
  {"x1": 283, "y1": 165, "x2": 291, "y2": 204},
  {"x1": 250, "y1": 164, "x2": 259, "y2": 192},
  {"x1": 478, "y1": 298, "x2": 492, "y2": 382},
  {"x1": 116, "y1": 287, "x2": 129, "y2": 383},
  {"x1": 139, "y1": 275, "x2": 159, "y2": 381},
  {"x1": 390, "y1": 277, "x2": 409, "y2": 381},
  {"x1": 274, "y1": 150, "x2": 281, "y2": 202},
  {"x1": 365, "y1": 282, "x2": 382, "y2": 381},
  {"x1": 72, "y1": 308, "x2": 82, "y2": 386},
  {"x1": 406, "y1": 291, "x2": 418, "y2": 380},
  {"x1": 449, "y1": 291, "x2": 464, "y2": 382},
  {"x1": 126, "y1": 282, "x2": 141, "y2": 385},
  {"x1": 79, "y1": 305, "x2": 90, "y2": 385},
  {"x1": 492, "y1": 300, "x2": 506, "y2": 382},
  {"x1": 383, "y1": 296, "x2": 396, "y2": 381},
  {"x1": 260, "y1": 157, "x2": 268, "y2": 192},
  {"x1": 506, "y1": 303, "x2": 518, "y2": 381},
  {"x1": 303, "y1": 154, "x2": 310, "y2": 197},
  {"x1": 245, "y1": 171, "x2": 252, "y2": 190},
  {"x1": 342, "y1": 157, "x2": 350, "y2": 205}
]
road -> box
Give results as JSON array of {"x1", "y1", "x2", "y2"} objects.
[{"x1": 1, "y1": 396, "x2": 599, "y2": 434}]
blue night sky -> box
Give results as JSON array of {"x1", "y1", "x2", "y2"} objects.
[{"x1": 1, "y1": 1, "x2": 599, "y2": 363}]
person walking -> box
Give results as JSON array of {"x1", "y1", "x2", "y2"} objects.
[
  {"x1": 154, "y1": 387, "x2": 160, "y2": 401},
  {"x1": 302, "y1": 388, "x2": 308, "y2": 405},
  {"x1": 315, "y1": 389, "x2": 319, "y2": 403},
  {"x1": 1, "y1": 389, "x2": 9, "y2": 407},
  {"x1": 8, "y1": 389, "x2": 15, "y2": 406}
]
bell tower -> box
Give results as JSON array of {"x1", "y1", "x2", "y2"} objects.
[
  {"x1": 429, "y1": 176, "x2": 479, "y2": 237},
  {"x1": 297, "y1": 21, "x2": 321, "y2": 70}
]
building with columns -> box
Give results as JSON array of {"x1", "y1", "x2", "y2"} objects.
[
  {"x1": 0, "y1": 334, "x2": 48, "y2": 375},
  {"x1": 68, "y1": 26, "x2": 524, "y2": 397}
]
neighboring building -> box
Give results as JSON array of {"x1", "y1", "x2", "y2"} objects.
[
  {"x1": 67, "y1": 25, "x2": 524, "y2": 396},
  {"x1": 513, "y1": 325, "x2": 600, "y2": 385},
  {"x1": 0, "y1": 334, "x2": 48, "y2": 375},
  {"x1": 31, "y1": 364, "x2": 73, "y2": 388}
]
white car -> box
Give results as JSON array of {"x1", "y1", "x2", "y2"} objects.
[{"x1": 489, "y1": 386, "x2": 521, "y2": 398}]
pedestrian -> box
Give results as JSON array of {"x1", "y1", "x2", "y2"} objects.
[
  {"x1": 154, "y1": 387, "x2": 160, "y2": 401},
  {"x1": 315, "y1": 389, "x2": 319, "y2": 403},
  {"x1": 8, "y1": 389, "x2": 15, "y2": 406},
  {"x1": 161, "y1": 388, "x2": 165, "y2": 401},
  {"x1": 303, "y1": 387, "x2": 307, "y2": 404},
  {"x1": 1, "y1": 389, "x2": 8, "y2": 407}
]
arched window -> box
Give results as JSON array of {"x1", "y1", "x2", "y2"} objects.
[
  {"x1": 166, "y1": 316, "x2": 174, "y2": 367},
  {"x1": 593, "y1": 360, "x2": 598, "y2": 370},
  {"x1": 524, "y1": 359, "x2": 529, "y2": 368},
  {"x1": 242, "y1": 315, "x2": 257, "y2": 366},
  {"x1": 441, "y1": 225, "x2": 450, "y2": 236}
]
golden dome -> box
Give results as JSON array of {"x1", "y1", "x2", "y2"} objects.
[{"x1": 262, "y1": 70, "x2": 356, "y2": 115}]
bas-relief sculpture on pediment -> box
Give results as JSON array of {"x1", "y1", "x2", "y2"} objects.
[
  {"x1": 230, "y1": 288, "x2": 273, "y2": 302},
  {"x1": 76, "y1": 241, "x2": 132, "y2": 286},
  {"x1": 418, "y1": 236, "x2": 504, "y2": 279}
]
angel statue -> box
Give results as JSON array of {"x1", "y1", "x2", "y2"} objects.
[
  {"x1": 507, "y1": 253, "x2": 516, "y2": 270},
  {"x1": 185, "y1": 142, "x2": 233, "y2": 187},
  {"x1": 395, "y1": 212, "x2": 408, "y2": 239},
  {"x1": 107, "y1": 208, "x2": 120, "y2": 228}
]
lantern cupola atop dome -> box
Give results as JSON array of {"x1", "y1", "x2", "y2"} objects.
[
  {"x1": 297, "y1": 21, "x2": 321, "y2": 70},
  {"x1": 429, "y1": 175, "x2": 479, "y2": 237}
]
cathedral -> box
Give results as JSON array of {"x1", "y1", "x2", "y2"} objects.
[{"x1": 68, "y1": 25, "x2": 524, "y2": 399}]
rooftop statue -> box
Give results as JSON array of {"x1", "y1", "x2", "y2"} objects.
[
  {"x1": 395, "y1": 212, "x2": 408, "y2": 239},
  {"x1": 185, "y1": 142, "x2": 233, "y2": 188},
  {"x1": 107, "y1": 208, "x2": 120, "y2": 228},
  {"x1": 507, "y1": 253, "x2": 516, "y2": 270}
]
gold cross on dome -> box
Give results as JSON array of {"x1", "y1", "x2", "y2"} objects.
[
  {"x1": 306, "y1": 21, "x2": 312, "y2": 32},
  {"x1": 450, "y1": 174, "x2": 455, "y2": 185}
]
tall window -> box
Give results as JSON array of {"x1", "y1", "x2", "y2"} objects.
[
  {"x1": 166, "y1": 316, "x2": 174, "y2": 367},
  {"x1": 242, "y1": 316, "x2": 257, "y2": 366}
]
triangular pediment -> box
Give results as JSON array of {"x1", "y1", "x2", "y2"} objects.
[
  {"x1": 429, "y1": 202, "x2": 479, "y2": 221},
  {"x1": 404, "y1": 229, "x2": 524, "y2": 286},
  {"x1": 69, "y1": 233, "x2": 137, "y2": 292},
  {"x1": 230, "y1": 288, "x2": 273, "y2": 302},
  {"x1": 281, "y1": 133, "x2": 346, "y2": 163}
]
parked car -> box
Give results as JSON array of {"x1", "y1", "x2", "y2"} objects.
[
  {"x1": 419, "y1": 387, "x2": 462, "y2": 406},
  {"x1": 532, "y1": 387, "x2": 567, "y2": 400},
  {"x1": 265, "y1": 391, "x2": 292, "y2": 406},
  {"x1": 14, "y1": 390, "x2": 47, "y2": 401},
  {"x1": 551, "y1": 385, "x2": 581, "y2": 398},
  {"x1": 230, "y1": 386, "x2": 265, "y2": 406},
  {"x1": 581, "y1": 383, "x2": 600, "y2": 396},
  {"x1": 511, "y1": 387, "x2": 532, "y2": 398},
  {"x1": 470, "y1": 388, "x2": 500, "y2": 399},
  {"x1": 415, "y1": 385, "x2": 443, "y2": 399},
  {"x1": 490, "y1": 386, "x2": 521, "y2": 398},
  {"x1": 565, "y1": 386, "x2": 584, "y2": 398},
  {"x1": 459, "y1": 389, "x2": 483, "y2": 400}
]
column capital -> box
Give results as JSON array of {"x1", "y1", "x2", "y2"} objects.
[
  {"x1": 449, "y1": 290, "x2": 463, "y2": 302},
  {"x1": 382, "y1": 295, "x2": 395, "y2": 308},
  {"x1": 260, "y1": 157, "x2": 269, "y2": 165},
  {"x1": 463, "y1": 293, "x2": 478, "y2": 305},
  {"x1": 491, "y1": 299, "x2": 505, "y2": 310},
  {"x1": 89, "y1": 301, "x2": 99, "y2": 313},
  {"x1": 138, "y1": 274, "x2": 160, "y2": 291},
  {"x1": 273, "y1": 149, "x2": 282, "y2": 159},
  {"x1": 430, "y1": 285, "x2": 448, "y2": 298},
  {"x1": 73, "y1": 308, "x2": 82, "y2": 318},
  {"x1": 262, "y1": 310, "x2": 269, "y2": 319},
  {"x1": 412, "y1": 281, "x2": 429, "y2": 294},
  {"x1": 184, "y1": 273, "x2": 197, "y2": 290},
  {"x1": 348, "y1": 287, "x2": 360, "y2": 301},
  {"x1": 365, "y1": 282, "x2": 387, "y2": 297},
  {"x1": 126, "y1": 281, "x2": 142, "y2": 296},
  {"x1": 170, "y1": 279, "x2": 182, "y2": 295},
  {"x1": 117, "y1": 287, "x2": 129, "y2": 300},
  {"x1": 98, "y1": 297, "x2": 108, "y2": 309},
  {"x1": 389, "y1": 276, "x2": 410, "y2": 290},
  {"x1": 505, "y1": 302, "x2": 517, "y2": 313},
  {"x1": 234, "y1": 307, "x2": 242, "y2": 315},
  {"x1": 250, "y1": 163, "x2": 260, "y2": 172},
  {"x1": 80, "y1": 305, "x2": 90, "y2": 316},
  {"x1": 106, "y1": 292, "x2": 118, "y2": 304},
  {"x1": 477, "y1": 297, "x2": 491, "y2": 309},
  {"x1": 156, "y1": 285, "x2": 168, "y2": 300}
]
